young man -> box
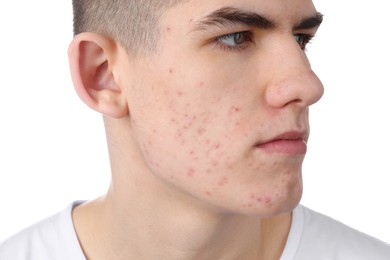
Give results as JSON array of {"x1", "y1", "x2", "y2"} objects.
[{"x1": 1, "y1": 0, "x2": 389, "y2": 259}]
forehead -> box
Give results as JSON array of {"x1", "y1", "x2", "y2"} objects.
[{"x1": 164, "y1": 0, "x2": 318, "y2": 28}]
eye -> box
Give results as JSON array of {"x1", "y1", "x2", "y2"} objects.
[
  {"x1": 294, "y1": 34, "x2": 314, "y2": 50},
  {"x1": 214, "y1": 31, "x2": 253, "y2": 51}
]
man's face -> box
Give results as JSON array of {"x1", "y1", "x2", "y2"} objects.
[{"x1": 120, "y1": 0, "x2": 323, "y2": 217}]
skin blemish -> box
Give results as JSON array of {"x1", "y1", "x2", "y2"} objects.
[
  {"x1": 229, "y1": 106, "x2": 241, "y2": 116},
  {"x1": 218, "y1": 177, "x2": 229, "y2": 186},
  {"x1": 183, "y1": 122, "x2": 193, "y2": 129},
  {"x1": 177, "y1": 91, "x2": 183, "y2": 97},
  {"x1": 214, "y1": 143, "x2": 221, "y2": 149},
  {"x1": 166, "y1": 26, "x2": 171, "y2": 32},
  {"x1": 176, "y1": 129, "x2": 183, "y2": 138},
  {"x1": 263, "y1": 196, "x2": 272, "y2": 207},
  {"x1": 187, "y1": 168, "x2": 195, "y2": 178},
  {"x1": 242, "y1": 204, "x2": 253, "y2": 209},
  {"x1": 197, "y1": 128, "x2": 206, "y2": 135},
  {"x1": 249, "y1": 193, "x2": 272, "y2": 206},
  {"x1": 205, "y1": 191, "x2": 212, "y2": 197},
  {"x1": 199, "y1": 81, "x2": 204, "y2": 87},
  {"x1": 169, "y1": 68, "x2": 174, "y2": 74}
]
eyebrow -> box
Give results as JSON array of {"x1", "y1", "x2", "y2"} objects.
[
  {"x1": 193, "y1": 6, "x2": 323, "y2": 32},
  {"x1": 193, "y1": 7, "x2": 275, "y2": 31},
  {"x1": 293, "y1": 12, "x2": 324, "y2": 31}
]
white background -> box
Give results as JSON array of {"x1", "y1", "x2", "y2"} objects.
[{"x1": 0, "y1": 1, "x2": 389, "y2": 243}]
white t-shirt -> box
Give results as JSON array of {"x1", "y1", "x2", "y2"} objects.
[{"x1": 1, "y1": 202, "x2": 389, "y2": 260}]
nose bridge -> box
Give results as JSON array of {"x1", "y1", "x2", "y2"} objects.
[{"x1": 264, "y1": 39, "x2": 324, "y2": 109}]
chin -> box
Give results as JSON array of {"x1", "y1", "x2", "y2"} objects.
[{"x1": 243, "y1": 185, "x2": 303, "y2": 218}]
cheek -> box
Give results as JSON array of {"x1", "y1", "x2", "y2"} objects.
[
  {"x1": 129, "y1": 62, "x2": 303, "y2": 214},
  {"x1": 135, "y1": 80, "x2": 247, "y2": 186}
]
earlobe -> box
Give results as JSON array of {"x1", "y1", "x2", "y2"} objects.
[{"x1": 68, "y1": 32, "x2": 129, "y2": 118}]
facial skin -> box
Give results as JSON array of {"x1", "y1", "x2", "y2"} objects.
[
  {"x1": 118, "y1": 0, "x2": 323, "y2": 217},
  {"x1": 69, "y1": 0, "x2": 323, "y2": 258}
]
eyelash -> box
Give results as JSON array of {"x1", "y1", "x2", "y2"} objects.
[
  {"x1": 212, "y1": 31, "x2": 315, "y2": 52},
  {"x1": 212, "y1": 31, "x2": 254, "y2": 52},
  {"x1": 294, "y1": 33, "x2": 315, "y2": 51}
]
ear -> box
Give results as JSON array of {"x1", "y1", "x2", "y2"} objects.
[{"x1": 68, "y1": 32, "x2": 129, "y2": 118}]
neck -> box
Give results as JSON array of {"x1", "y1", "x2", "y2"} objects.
[{"x1": 73, "y1": 173, "x2": 292, "y2": 260}]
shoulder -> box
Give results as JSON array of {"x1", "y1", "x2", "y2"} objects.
[
  {"x1": 0, "y1": 201, "x2": 86, "y2": 260},
  {"x1": 290, "y1": 205, "x2": 390, "y2": 260}
]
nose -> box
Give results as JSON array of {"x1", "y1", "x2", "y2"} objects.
[{"x1": 264, "y1": 38, "x2": 324, "y2": 109}]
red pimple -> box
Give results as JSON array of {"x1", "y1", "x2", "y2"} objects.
[
  {"x1": 229, "y1": 106, "x2": 241, "y2": 115},
  {"x1": 242, "y1": 204, "x2": 253, "y2": 208},
  {"x1": 264, "y1": 197, "x2": 271, "y2": 204},
  {"x1": 218, "y1": 177, "x2": 229, "y2": 186},
  {"x1": 183, "y1": 122, "x2": 192, "y2": 129},
  {"x1": 197, "y1": 128, "x2": 206, "y2": 135},
  {"x1": 177, "y1": 91, "x2": 183, "y2": 96},
  {"x1": 166, "y1": 26, "x2": 171, "y2": 32},
  {"x1": 187, "y1": 168, "x2": 195, "y2": 177}
]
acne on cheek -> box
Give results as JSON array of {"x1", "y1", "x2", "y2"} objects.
[
  {"x1": 229, "y1": 106, "x2": 241, "y2": 115},
  {"x1": 187, "y1": 168, "x2": 196, "y2": 178},
  {"x1": 205, "y1": 191, "x2": 213, "y2": 197},
  {"x1": 218, "y1": 176, "x2": 229, "y2": 187}
]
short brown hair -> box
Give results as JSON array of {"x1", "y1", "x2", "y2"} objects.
[{"x1": 72, "y1": 0, "x2": 182, "y2": 54}]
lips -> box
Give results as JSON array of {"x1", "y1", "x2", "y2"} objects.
[{"x1": 255, "y1": 131, "x2": 308, "y2": 155}]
